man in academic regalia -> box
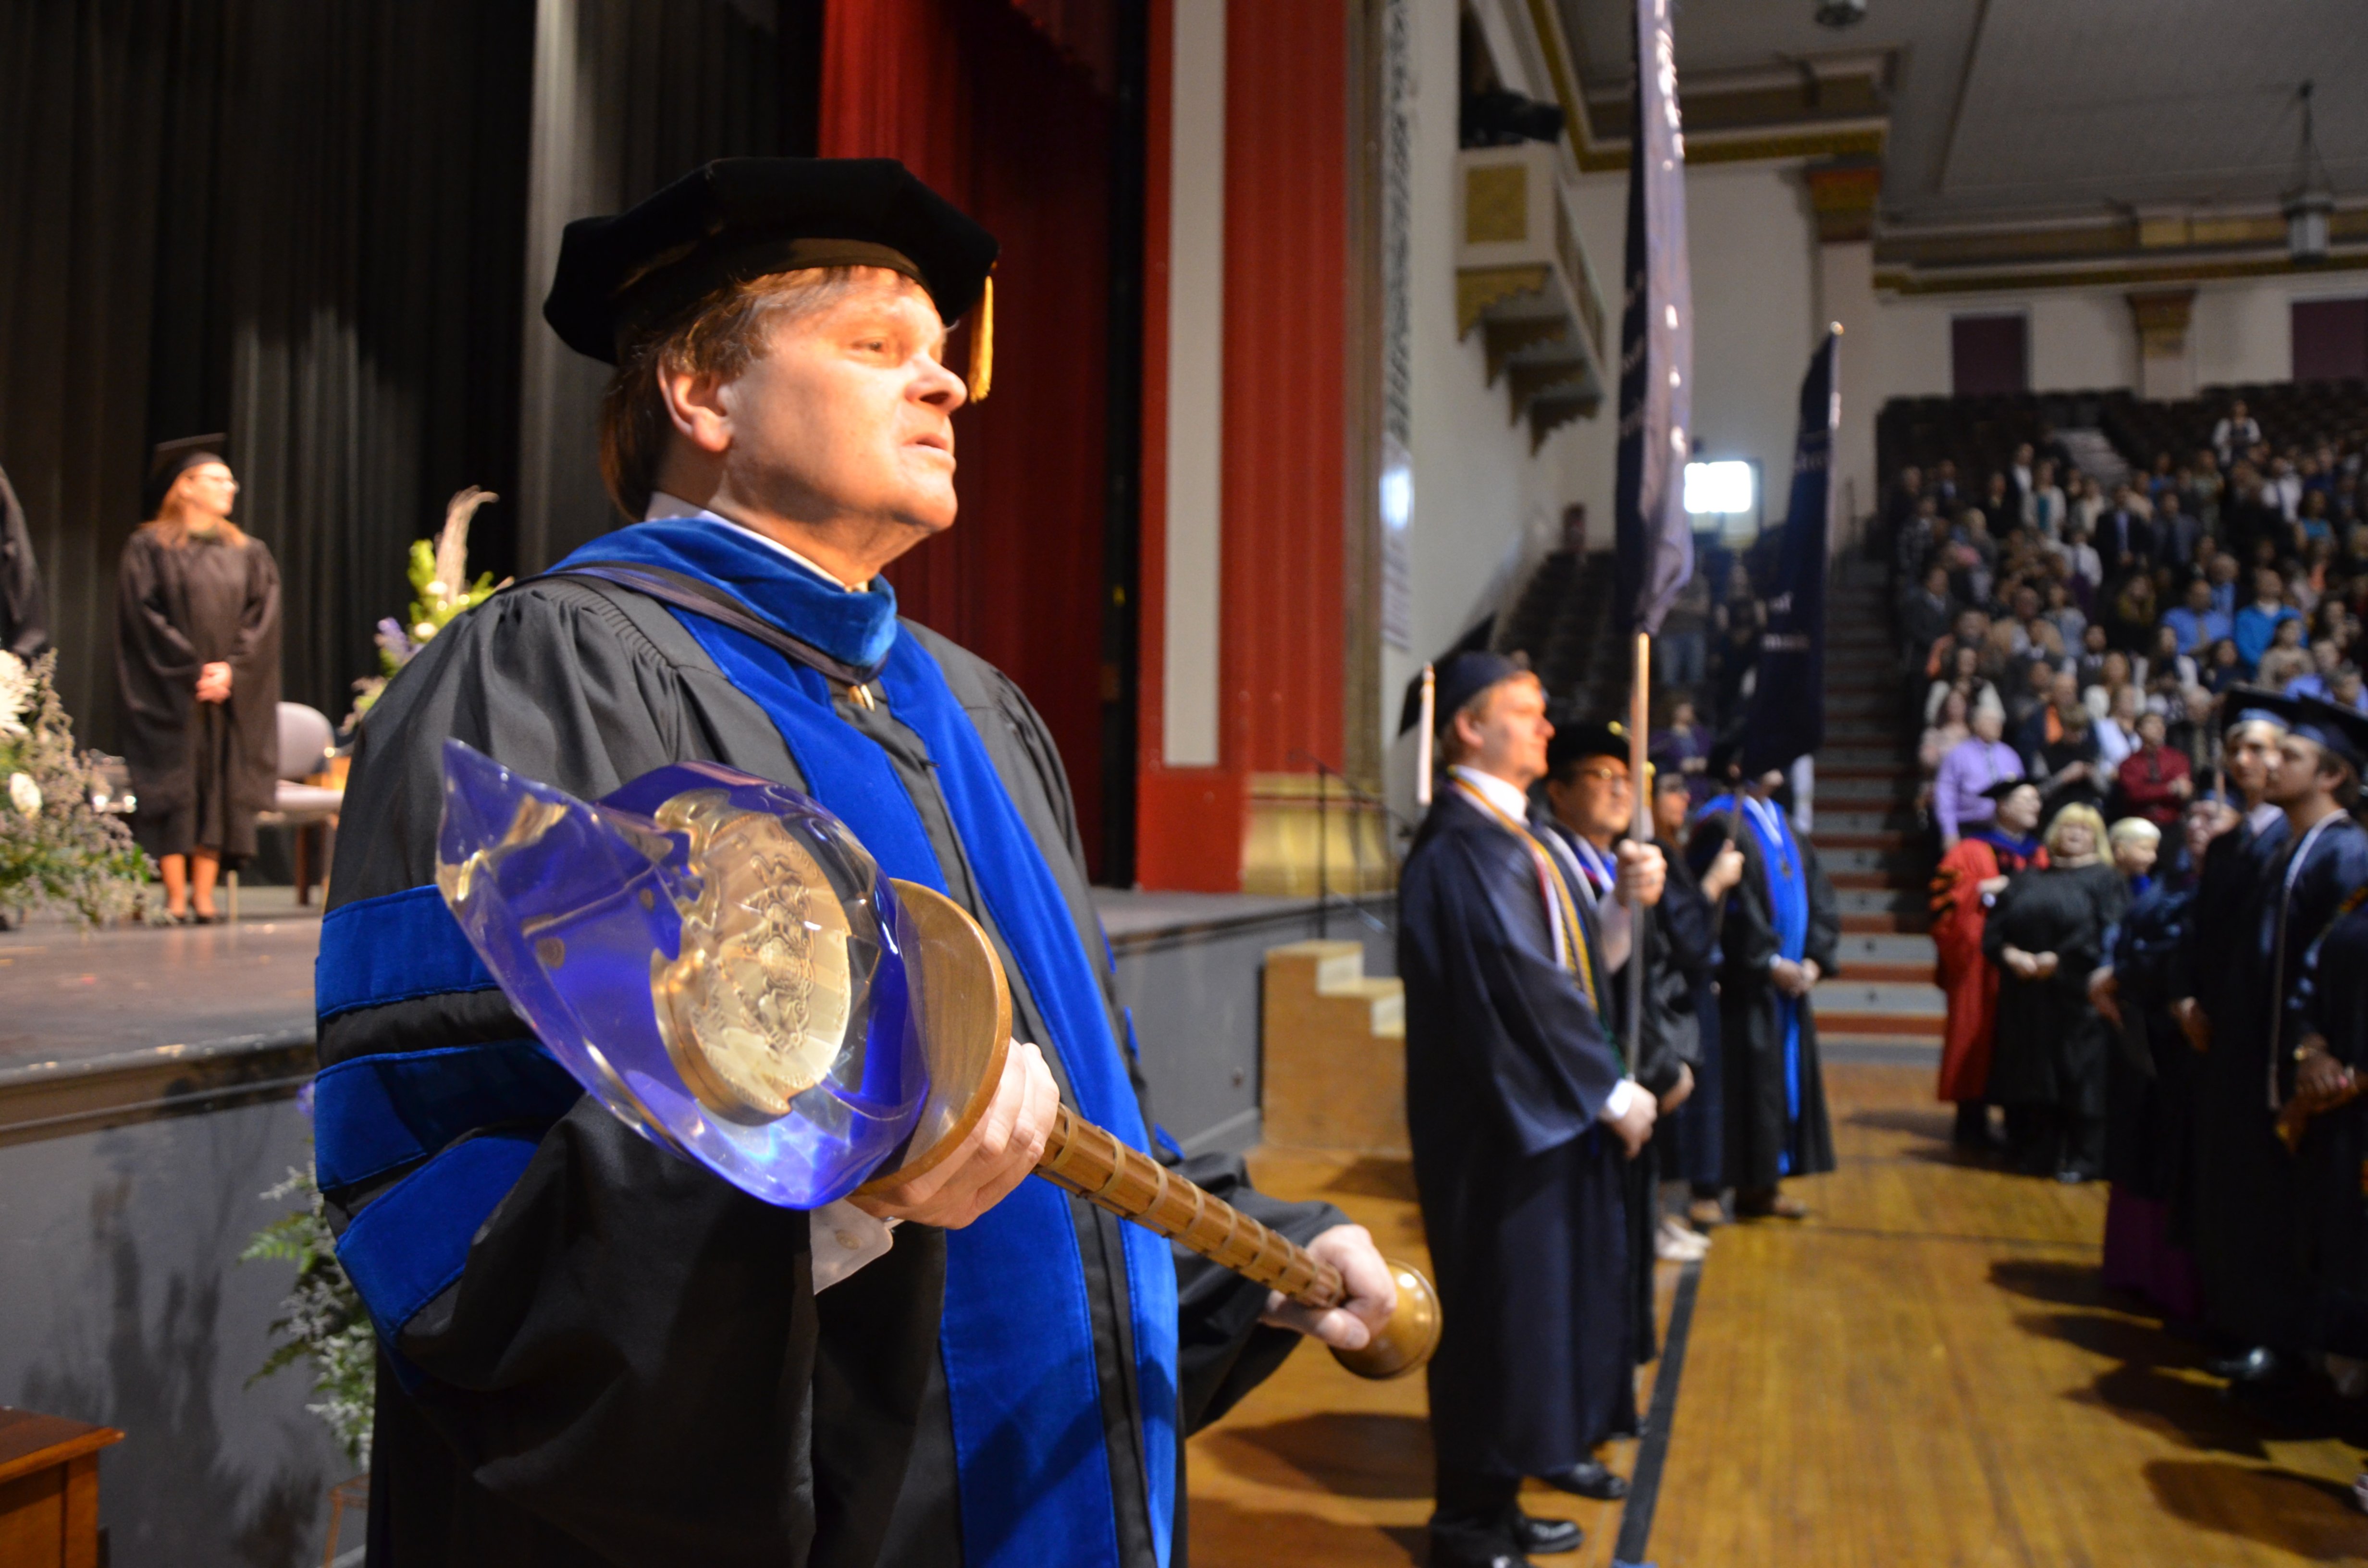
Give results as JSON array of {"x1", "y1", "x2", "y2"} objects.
[
  {"x1": 318, "y1": 159, "x2": 1394, "y2": 1568},
  {"x1": 2187, "y1": 692, "x2": 2368, "y2": 1380},
  {"x1": 1400, "y1": 655, "x2": 1661, "y2": 1568},
  {"x1": 1930, "y1": 779, "x2": 2048, "y2": 1151},
  {"x1": 0, "y1": 463, "x2": 44, "y2": 658},
  {"x1": 1690, "y1": 745, "x2": 1842, "y2": 1217},
  {"x1": 1650, "y1": 763, "x2": 1745, "y2": 1229},
  {"x1": 1540, "y1": 723, "x2": 1703, "y2": 1314}
]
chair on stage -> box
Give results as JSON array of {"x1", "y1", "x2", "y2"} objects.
[{"x1": 227, "y1": 702, "x2": 342, "y2": 921}]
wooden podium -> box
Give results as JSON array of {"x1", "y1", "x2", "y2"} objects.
[{"x1": 0, "y1": 1409, "x2": 121, "y2": 1568}]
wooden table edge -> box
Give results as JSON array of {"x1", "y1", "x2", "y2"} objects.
[{"x1": 0, "y1": 1425, "x2": 125, "y2": 1488}]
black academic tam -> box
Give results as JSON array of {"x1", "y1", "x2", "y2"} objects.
[{"x1": 545, "y1": 158, "x2": 999, "y2": 362}]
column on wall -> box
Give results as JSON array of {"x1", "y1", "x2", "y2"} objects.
[
  {"x1": 2127, "y1": 288, "x2": 2198, "y2": 403},
  {"x1": 1135, "y1": 0, "x2": 1363, "y2": 895},
  {"x1": 1804, "y1": 157, "x2": 1882, "y2": 551}
]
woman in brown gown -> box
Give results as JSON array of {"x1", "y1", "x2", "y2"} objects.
[{"x1": 116, "y1": 439, "x2": 281, "y2": 921}]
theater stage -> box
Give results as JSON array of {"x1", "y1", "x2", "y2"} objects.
[{"x1": 1186, "y1": 1065, "x2": 2368, "y2": 1567}]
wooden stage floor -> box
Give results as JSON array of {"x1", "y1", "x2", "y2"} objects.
[{"x1": 1187, "y1": 1063, "x2": 2368, "y2": 1566}]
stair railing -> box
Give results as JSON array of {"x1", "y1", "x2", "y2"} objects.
[{"x1": 1285, "y1": 749, "x2": 1408, "y2": 942}]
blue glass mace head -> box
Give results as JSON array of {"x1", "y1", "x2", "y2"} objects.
[{"x1": 434, "y1": 739, "x2": 925, "y2": 1208}]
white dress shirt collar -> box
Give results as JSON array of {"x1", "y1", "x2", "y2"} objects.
[
  {"x1": 1450, "y1": 765, "x2": 1533, "y2": 823},
  {"x1": 644, "y1": 491, "x2": 867, "y2": 592}
]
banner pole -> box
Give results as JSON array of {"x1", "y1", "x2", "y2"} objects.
[{"x1": 1628, "y1": 630, "x2": 1651, "y2": 1060}]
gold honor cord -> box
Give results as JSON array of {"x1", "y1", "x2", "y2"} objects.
[{"x1": 1451, "y1": 780, "x2": 1602, "y2": 1014}]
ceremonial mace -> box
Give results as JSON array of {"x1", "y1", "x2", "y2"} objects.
[{"x1": 433, "y1": 742, "x2": 1441, "y2": 1380}]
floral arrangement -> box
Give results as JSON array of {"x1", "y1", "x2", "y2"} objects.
[
  {"x1": 0, "y1": 650, "x2": 150, "y2": 925},
  {"x1": 243, "y1": 1110, "x2": 376, "y2": 1470},
  {"x1": 348, "y1": 485, "x2": 508, "y2": 725}
]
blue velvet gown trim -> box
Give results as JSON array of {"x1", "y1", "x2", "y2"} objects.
[
  {"x1": 1702, "y1": 794, "x2": 1813, "y2": 1175},
  {"x1": 555, "y1": 521, "x2": 1181, "y2": 1568}
]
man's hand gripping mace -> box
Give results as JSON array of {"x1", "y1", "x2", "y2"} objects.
[{"x1": 859, "y1": 881, "x2": 1442, "y2": 1380}]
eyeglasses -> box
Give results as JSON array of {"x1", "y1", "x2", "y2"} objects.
[{"x1": 1571, "y1": 767, "x2": 1628, "y2": 785}]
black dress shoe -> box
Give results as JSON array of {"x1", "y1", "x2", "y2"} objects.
[
  {"x1": 1538, "y1": 1460, "x2": 1629, "y2": 1500},
  {"x1": 1426, "y1": 1532, "x2": 1530, "y2": 1568},
  {"x1": 2206, "y1": 1346, "x2": 2280, "y2": 1383},
  {"x1": 1513, "y1": 1513, "x2": 1582, "y2": 1555}
]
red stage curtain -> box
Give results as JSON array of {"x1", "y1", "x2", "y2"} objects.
[{"x1": 821, "y1": 0, "x2": 1114, "y2": 874}]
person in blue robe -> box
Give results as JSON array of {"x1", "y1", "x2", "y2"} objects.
[
  {"x1": 1399, "y1": 655, "x2": 1660, "y2": 1568},
  {"x1": 315, "y1": 158, "x2": 1395, "y2": 1568},
  {"x1": 1689, "y1": 745, "x2": 1841, "y2": 1217}
]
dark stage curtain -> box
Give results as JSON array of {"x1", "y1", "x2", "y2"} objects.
[
  {"x1": 824, "y1": 0, "x2": 1120, "y2": 875},
  {"x1": 0, "y1": 0, "x2": 535, "y2": 750}
]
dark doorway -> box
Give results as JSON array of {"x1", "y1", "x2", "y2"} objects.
[
  {"x1": 2294, "y1": 297, "x2": 2368, "y2": 383},
  {"x1": 1951, "y1": 313, "x2": 2029, "y2": 396}
]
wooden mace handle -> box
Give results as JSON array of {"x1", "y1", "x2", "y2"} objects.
[
  {"x1": 1033, "y1": 1104, "x2": 1442, "y2": 1380},
  {"x1": 865, "y1": 879, "x2": 1441, "y2": 1380}
]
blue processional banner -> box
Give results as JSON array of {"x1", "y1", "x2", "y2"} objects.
[
  {"x1": 1612, "y1": 0, "x2": 1694, "y2": 637},
  {"x1": 1741, "y1": 329, "x2": 1839, "y2": 776}
]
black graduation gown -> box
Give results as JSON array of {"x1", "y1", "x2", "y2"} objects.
[
  {"x1": 2190, "y1": 811, "x2": 2368, "y2": 1353},
  {"x1": 2104, "y1": 877, "x2": 2197, "y2": 1202},
  {"x1": 1401, "y1": 790, "x2": 1636, "y2": 1478},
  {"x1": 115, "y1": 524, "x2": 281, "y2": 860},
  {"x1": 1687, "y1": 809, "x2": 1841, "y2": 1190},
  {"x1": 1536, "y1": 818, "x2": 1697, "y2": 1370},
  {"x1": 1651, "y1": 850, "x2": 1722, "y2": 1190},
  {"x1": 1982, "y1": 863, "x2": 2124, "y2": 1118},
  {"x1": 328, "y1": 573, "x2": 1335, "y2": 1568},
  {"x1": 0, "y1": 464, "x2": 43, "y2": 658},
  {"x1": 2298, "y1": 902, "x2": 2368, "y2": 1358}
]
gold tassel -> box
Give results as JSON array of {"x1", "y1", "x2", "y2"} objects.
[{"x1": 967, "y1": 271, "x2": 995, "y2": 403}]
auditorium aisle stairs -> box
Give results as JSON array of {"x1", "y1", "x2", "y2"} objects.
[{"x1": 1808, "y1": 559, "x2": 1943, "y2": 1065}]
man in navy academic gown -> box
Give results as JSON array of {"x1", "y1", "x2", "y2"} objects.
[
  {"x1": 1400, "y1": 656, "x2": 1663, "y2": 1568},
  {"x1": 315, "y1": 159, "x2": 1398, "y2": 1568},
  {"x1": 2189, "y1": 693, "x2": 2368, "y2": 1382}
]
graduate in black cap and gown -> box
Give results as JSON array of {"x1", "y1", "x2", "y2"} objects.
[
  {"x1": 315, "y1": 159, "x2": 1395, "y2": 1568},
  {"x1": 2191, "y1": 691, "x2": 2368, "y2": 1376},
  {"x1": 116, "y1": 437, "x2": 280, "y2": 922},
  {"x1": 2178, "y1": 706, "x2": 2293, "y2": 1378},
  {"x1": 1649, "y1": 760, "x2": 1745, "y2": 1227},
  {"x1": 1540, "y1": 723, "x2": 1702, "y2": 1332},
  {"x1": 1400, "y1": 654, "x2": 1661, "y2": 1567},
  {"x1": 1690, "y1": 745, "x2": 1841, "y2": 1216}
]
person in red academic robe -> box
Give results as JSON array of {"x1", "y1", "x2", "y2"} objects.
[{"x1": 1931, "y1": 778, "x2": 2047, "y2": 1149}]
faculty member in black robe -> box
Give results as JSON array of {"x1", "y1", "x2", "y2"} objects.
[
  {"x1": 1402, "y1": 656, "x2": 1657, "y2": 1568},
  {"x1": 1984, "y1": 803, "x2": 2124, "y2": 1180},
  {"x1": 1690, "y1": 755, "x2": 1841, "y2": 1215},
  {"x1": 116, "y1": 439, "x2": 280, "y2": 922},
  {"x1": 321, "y1": 161, "x2": 1392, "y2": 1568}
]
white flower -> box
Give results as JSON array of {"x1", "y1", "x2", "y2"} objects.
[
  {"x1": 413, "y1": 621, "x2": 438, "y2": 642},
  {"x1": 9, "y1": 772, "x2": 40, "y2": 818},
  {"x1": 0, "y1": 651, "x2": 30, "y2": 740}
]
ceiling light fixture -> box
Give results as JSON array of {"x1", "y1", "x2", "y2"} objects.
[
  {"x1": 2286, "y1": 80, "x2": 2335, "y2": 265},
  {"x1": 1814, "y1": 0, "x2": 1867, "y2": 28}
]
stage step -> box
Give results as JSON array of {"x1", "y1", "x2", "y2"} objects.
[{"x1": 1260, "y1": 941, "x2": 1406, "y2": 1153}]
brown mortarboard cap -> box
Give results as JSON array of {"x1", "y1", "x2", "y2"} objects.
[{"x1": 145, "y1": 434, "x2": 227, "y2": 518}]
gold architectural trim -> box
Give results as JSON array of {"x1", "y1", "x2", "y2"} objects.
[
  {"x1": 1875, "y1": 249, "x2": 2368, "y2": 297},
  {"x1": 1465, "y1": 163, "x2": 1529, "y2": 245},
  {"x1": 1484, "y1": 317, "x2": 1572, "y2": 384},
  {"x1": 2127, "y1": 288, "x2": 2196, "y2": 359},
  {"x1": 1877, "y1": 208, "x2": 2368, "y2": 272},
  {"x1": 1456, "y1": 264, "x2": 1553, "y2": 338},
  {"x1": 1241, "y1": 773, "x2": 1397, "y2": 897}
]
